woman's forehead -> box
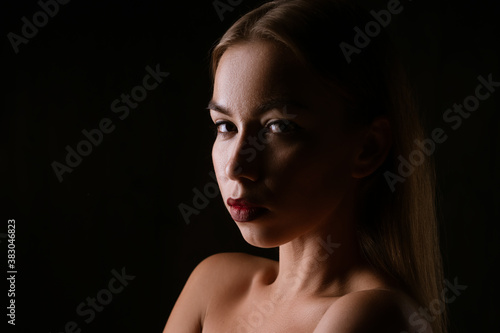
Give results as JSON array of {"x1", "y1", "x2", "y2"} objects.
[
  {"x1": 214, "y1": 41, "x2": 299, "y2": 93},
  {"x1": 212, "y1": 40, "x2": 344, "y2": 119}
]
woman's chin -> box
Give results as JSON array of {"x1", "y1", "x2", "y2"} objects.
[{"x1": 237, "y1": 224, "x2": 291, "y2": 249}]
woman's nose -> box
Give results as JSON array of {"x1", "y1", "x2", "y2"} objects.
[{"x1": 225, "y1": 133, "x2": 262, "y2": 182}]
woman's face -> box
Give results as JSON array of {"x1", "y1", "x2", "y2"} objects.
[{"x1": 209, "y1": 41, "x2": 364, "y2": 248}]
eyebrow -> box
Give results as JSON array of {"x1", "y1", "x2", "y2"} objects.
[{"x1": 206, "y1": 98, "x2": 305, "y2": 116}]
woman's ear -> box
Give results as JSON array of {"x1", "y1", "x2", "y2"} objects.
[{"x1": 351, "y1": 116, "x2": 392, "y2": 179}]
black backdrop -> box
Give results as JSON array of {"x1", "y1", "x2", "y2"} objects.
[{"x1": 2, "y1": 0, "x2": 499, "y2": 332}]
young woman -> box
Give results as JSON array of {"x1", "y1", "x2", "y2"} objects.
[{"x1": 164, "y1": 0, "x2": 446, "y2": 332}]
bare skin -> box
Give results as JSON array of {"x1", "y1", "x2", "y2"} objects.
[{"x1": 164, "y1": 41, "x2": 431, "y2": 333}]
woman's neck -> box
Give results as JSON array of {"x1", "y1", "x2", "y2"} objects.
[{"x1": 269, "y1": 213, "x2": 384, "y2": 302}]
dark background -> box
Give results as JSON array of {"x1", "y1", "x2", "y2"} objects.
[{"x1": 1, "y1": 0, "x2": 498, "y2": 332}]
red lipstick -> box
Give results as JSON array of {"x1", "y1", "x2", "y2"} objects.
[{"x1": 227, "y1": 198, "x2": 267, "y2": 222}]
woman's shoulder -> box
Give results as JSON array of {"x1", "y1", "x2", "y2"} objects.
[
  {"x1": 199, "y1": 251, "x2": 276, "y2": 267},
  {"x1": 314, "y1": 288, "x2": 433, "y2": 333},
  {"x1": 163, "y1": 253, "x2": 274, "y2": 333},
  {"x1": 194, "y1": 252, "x2": 277, "y2": 285}
]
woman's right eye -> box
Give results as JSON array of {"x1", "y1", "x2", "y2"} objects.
[{"x1": 214, "y1": 121, "x2": 237, "y2": 134}]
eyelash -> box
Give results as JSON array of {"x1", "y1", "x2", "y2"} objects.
[{"x1": 213, "y1": 120, "x2": 302, "y2": 136}]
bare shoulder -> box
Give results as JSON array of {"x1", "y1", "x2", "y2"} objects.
[
  {"x1": 200, "y1": 252, "x2": 278, "y2": 296},
  {"x1": 200, "y1": 252, "x2": 276, "y2": 274},
  {"x1": 314, "y1": 289, "x2": 432, "y2": 333},
  {"x1": 163, "y1": 252, "x2": 276, "y2": 333},
  {"x1": 196, "y1": 252, "x2": 277, "y2": 286}
]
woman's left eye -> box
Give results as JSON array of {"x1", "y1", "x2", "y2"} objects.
[{"x1": 266, "y1": 120, "x2": 302, "y2": 134}]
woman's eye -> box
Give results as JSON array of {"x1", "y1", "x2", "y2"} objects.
[
  {"x1": 215, "y1": 121, "x2": 237, "y2": 134},
  {"x1": 266, "y1": 120, "x2": 301, "y2": 134}
]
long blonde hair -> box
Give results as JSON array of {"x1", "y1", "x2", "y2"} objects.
[{"x1": 210, "y1": 0, "x2": 446, "y2": 331}]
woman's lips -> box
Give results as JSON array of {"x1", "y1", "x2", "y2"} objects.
[{"x1": 227, "y1": 198, "x2": 268, "y2": 222}]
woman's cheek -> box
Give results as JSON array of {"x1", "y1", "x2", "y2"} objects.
[{"x1": 212, "y1": 145, "x2": 225, "y2": 176}]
